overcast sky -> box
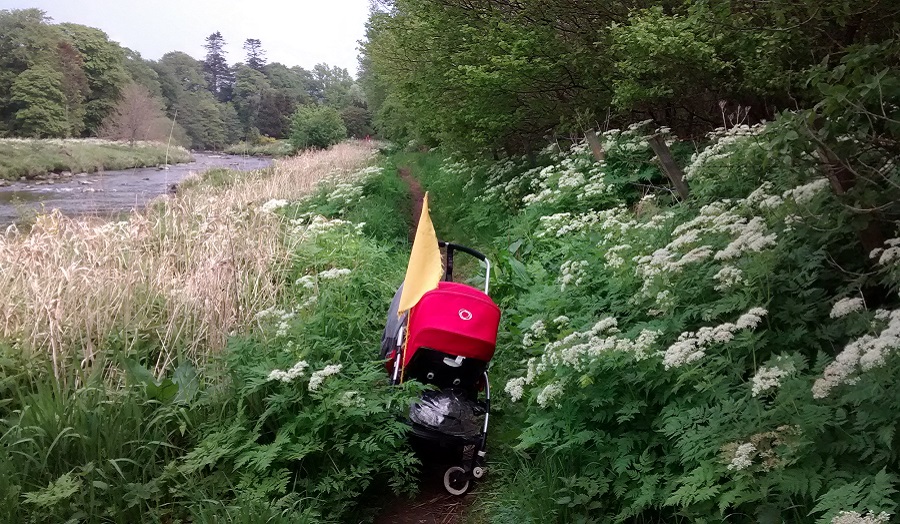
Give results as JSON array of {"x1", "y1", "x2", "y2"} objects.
[{"x1": 2, "y1": 0, "x2": 372, "y2": 74}]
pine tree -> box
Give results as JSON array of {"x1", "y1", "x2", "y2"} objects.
[
  {"x1": 203, "y1": 31, "x2": 232, "y2": 101},
  {"x1": 243, "y1": 38, "x2": 266, "y2": 71}
]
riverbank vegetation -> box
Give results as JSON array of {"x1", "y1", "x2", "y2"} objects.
[
  {"x1": 361, "y1": 0, "x2": 900, "y2": 522},
  {"x1": 224, "y1": 138, "x2": 293, "y2": 157},
  {"x1": 0, "y1": 138, "x2": 191, "y2": 180},
  {"x1": 0, "y1": 141, "x2": 425, "y2": 522},
  {"x1": 0, "y1": 9, "x2": 373, "y2": 151}
]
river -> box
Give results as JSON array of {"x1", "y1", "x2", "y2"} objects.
[{"x1": 0, "y1": 153, "x2": 273, "y2": 226}]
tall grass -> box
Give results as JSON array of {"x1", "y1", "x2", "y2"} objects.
[
  {"x1": 0, "y1": 141, "x2": 378, "y2": 382},
  {"x1": 0, "y1": 138, "x2": 193, "y2": 180}
]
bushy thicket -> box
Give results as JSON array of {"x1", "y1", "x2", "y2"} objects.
[
  {"x1": 412, "y1": 49, "x2": 900, "y2": 523},
  {"x1": 0, "y1": 164, "x2": 418, "y2": 522}
]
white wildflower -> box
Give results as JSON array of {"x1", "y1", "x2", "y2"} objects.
[
  {"x1": 339, "y1": 390, "x2": 365, "y2": 408},
  {"x1": 830, "y1": 297, "x2": 865, "y2": 319},
  {"x1": 813, "y1": 308, "x2": 900, "y2": 398},
  {"x1": 308, "y1": 364, "x2": 343, "y2": 391},
  {"x1": 664, "y1": 307, "x2": 768, "y2": 369},
  {"x1": 727, "y1": 442, "x2": 756, "y2": 471},
  {"x1": 553, "y1": 315, "x2": 570, "y2": 325},
  {"x1": 267, "y1": 360, "x2": 309, "y2": 383},
  {"x1": 536, "y1": 381, "x2": 564, "y2": 408},
  {"x1": 714, "y1": 265, "x2": 744, "y2": 291},
  {"x1": 258, "y1": 199, "x2": 289, "y2": 213},
  {"x1": 831, "y1": 511, "x2": 891, "y2": 524},
  {"x1": 751, "y1": 357, "x2": 795, "y2": 396},
  {"x1": 505, "y1": 377, "x2": 526, "y2": 402},
  {"x1": 318, "y1": 267, "x2": 352, "y2": 279}
]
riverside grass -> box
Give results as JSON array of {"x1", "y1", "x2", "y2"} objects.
[
  {"x1": 0, "y1": 141, "x2": 378, "y2": 382},
  {"x1": 0, "y1": 138, "x2": 193, "y2": 180},
  {"x1": 0, "y1": 150, "x2": 421, "y2": 523}
]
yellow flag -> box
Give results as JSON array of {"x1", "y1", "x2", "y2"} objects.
[{"x1": 398, "y1": 192, "x2": 443, "y2": 314}]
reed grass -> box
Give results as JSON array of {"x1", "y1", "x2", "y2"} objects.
[{"x1": 0, "y1": 141, "x2": 378, "y2": 382}]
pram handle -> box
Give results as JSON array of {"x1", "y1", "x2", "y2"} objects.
[{"x1": 438, "y1": 241, "x2": 491, "y2": 295}]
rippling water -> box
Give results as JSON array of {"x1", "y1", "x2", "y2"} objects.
[{"x1": 0, "y1": 153, "x2": 273, "y2": 225}]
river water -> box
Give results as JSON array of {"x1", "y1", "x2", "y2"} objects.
[{"x1": 0, "y1": 153, "x2": 273, "y2": 225}]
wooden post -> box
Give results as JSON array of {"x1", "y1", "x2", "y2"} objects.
[
  {"x1": 648, "y1": 134, "x2": 690, "y2": 200},
  {"x1": 584, "y1": 130, "x2": 606, "y2": 163}
]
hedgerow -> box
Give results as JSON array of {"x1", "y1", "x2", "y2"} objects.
[{"x1": 416, "y1": 50, "x2": 900, "y2": 523}]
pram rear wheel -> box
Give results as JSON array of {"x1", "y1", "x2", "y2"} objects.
[{"x1": 443, "y1": 466, "x2": 470, "y2": 496}]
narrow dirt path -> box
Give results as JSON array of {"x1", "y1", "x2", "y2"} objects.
[
  {"x1": 398, "y1": 166, "x2": 425, "y2": 242},
  {"x1": 373, "y1": 165, "x2": 473, "y2": 524}
]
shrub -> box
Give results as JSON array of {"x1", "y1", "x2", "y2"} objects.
[
  {"x1": 290, "y1": 105, "x2": 347, "y2": 151},
  {"x1": 408, "y1": 92, "x2": 900, "y2": 522}
]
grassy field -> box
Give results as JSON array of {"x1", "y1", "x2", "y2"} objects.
[{"x1": 0, "y1": 138, "x2": 193, "y2": 180}]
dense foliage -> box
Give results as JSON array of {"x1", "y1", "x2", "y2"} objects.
[
  {"x1": 361, "y1": 0, "x2": 900, "y2": 152},
  {"x1": 404, "y1": 47, "x2": 900, "y2": 522},
  {"x1": 0, "y1": 163, "x2": 421, "y2": 522},
  {"x1": 0, "y1": 8, "x2": 372, "y2": 150},
  {"x1": 290, "y1": 105, "x2": 349, "y2": 150}
]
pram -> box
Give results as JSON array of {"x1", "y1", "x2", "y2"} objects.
[{"x1": 380, "y1": 241, "x2": 501, "y2": 495}]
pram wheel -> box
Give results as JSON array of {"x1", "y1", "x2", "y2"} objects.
[{"x1": 442, "y1": 466, "x2": 470, "y2": 496}]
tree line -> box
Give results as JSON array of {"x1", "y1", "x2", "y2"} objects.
[
  {"x1": 359, "y1": 0, "x2": 899, "y2": 154},
  {"x1": 0, "y1": 9, "x2": 373, "y2": 149}
]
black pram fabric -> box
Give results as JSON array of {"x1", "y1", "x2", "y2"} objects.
[
  {"x1": 409, "y1": 390, "x2": 484, "y2": 438},
  {"x1": 380, "y1": 284, "x2": 407, "y2": 360}
]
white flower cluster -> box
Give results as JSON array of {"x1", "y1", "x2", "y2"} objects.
[
  {"x1": 553, "y1": 315, "x2": 570, "y2": 325},
  {"x1": 663, "y1": 308, "x2": 768, "y2": 369},
  {"x1": 727, "y1": 442, "x2": 756, "y2": 471},
  {"x1": 743, "y1": 178, "x2": 830, "y2": 211},
  {"x1": 288, "y1": 215, "x2": 363, "y2": 239},
  {"x1": 831, "y1": 511, "x2": 891, "y2": 524},
  {"x1": 326, "y1": 182, "x2": 364, "y2": 207},
  {"x1": 714, "y1": 265, "x2": 744, "y2": 291},
  {"x1": 751, "y1": 356, "x2": 795, "y2": 396},
  {"x1": 871, "y1": 237, "x2": 900, "y2": 267},
  {"x1": 812, "y1": 308, "x2": 900, "y2": 399},
  {"x1": 830, "y1": 297, "x2": 865, "y2": 319},
  {"x1": 604, "y1": 244, "x2": 632, "y2": 269},
  {"x1": 522, "y1": 319, "x2": 547, "y2": 347},
  {"x1": 684, "y1": 124, "x2": 766, "y2": 180},
  {"x1": 536, "y1": 381, "x2": 564, "y2": 408},
  {"x1": 339, "y1": 390, "x2": 365, "y2": 408},
  {"x1": 537, "y1": 212, "x2": 601, "y2": 238},
  {"x1": 258, "y1": 199, "x2": 290, "y2": 213},
  {"x1": 521, "y1": 157, "x2": 607, "y2": 207},
  {"x1": 308, "y1": 363, "x2": 342, "y2": 391},
  {"x1": 268, "y1": 360, "x2": 309, "y2": 383},
  {"x1": 505, "y1": 377, "x2": 526, "y2": 402},
  {"x1": 295, "y1": 267, "x2": 352, "y2": 290},
  {"x1": 713, "y1": 217, "x2": 778, "y2": 261},
  {"x1": 520, "y1": 317, "x2": 661, "y2": 389},
  {"x1": 559, "y1": 260, "x2": 589, "y2": 290}
]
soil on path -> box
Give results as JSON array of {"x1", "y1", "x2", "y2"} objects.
[
  {"x1": 373, "y1": 165, "x2": 473, "y2": 524},
  {"x1": 398, "y1": 166, "x2": 425, "y2": 242}
]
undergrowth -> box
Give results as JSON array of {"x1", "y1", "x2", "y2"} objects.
[
  {"x1": 409, "y1": 53, "x2": 900, "y2": 524},
  {"x1": 0, "y1": 152, "x2": 421, "y2": 522}
]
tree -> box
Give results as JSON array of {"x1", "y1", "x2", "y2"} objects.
[
  {"x1": 289, "y1": 105, "x2": 346, "y2": 150},
  {"x1": 58, "y1": 23, "x2": 129, "y2": 134},
  {"x1": 54, "y1": 41, "x2": 89, "y2": 136},
  {"x1": 340, "y1": 105, "x2": 374, "y2": 138},
  {"x1": 98, "y1": 82, "x2": 170, "y2": 144},
  {"x1": 231, "y1": 64, "x2": 272, "y2": 133},
  {"x1": 243, "y1": 38, "x2": 266, "y2": 71},
  {"x1": 203, "y1": 31, "x2": 232, "y2": 101},
  {"x1": 10, "y1": 64, "x2": 68, "y2": 137}
]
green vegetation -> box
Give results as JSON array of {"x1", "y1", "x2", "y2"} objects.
[
  {"x1": 224, "y1": 139, "x2": 293, "y2": 157},
  {"x1": 361, "y1": 0, "x2": 899, "y2": 152},
  {"x1": 0, "y1": 138, "x2": 191, "y2": 180},
  {"x1": 398, "y1": 102, "x2": 900, "y2": 522},
  {"x1": 290, "y1": 105, "x2": 348, "y2": 150},
  {"x1": 0, "y1": 8, "x2": 373, "y2": 151},
  {"x1": 0, "y1": 148, "x2": 424, "y2": 522}
]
